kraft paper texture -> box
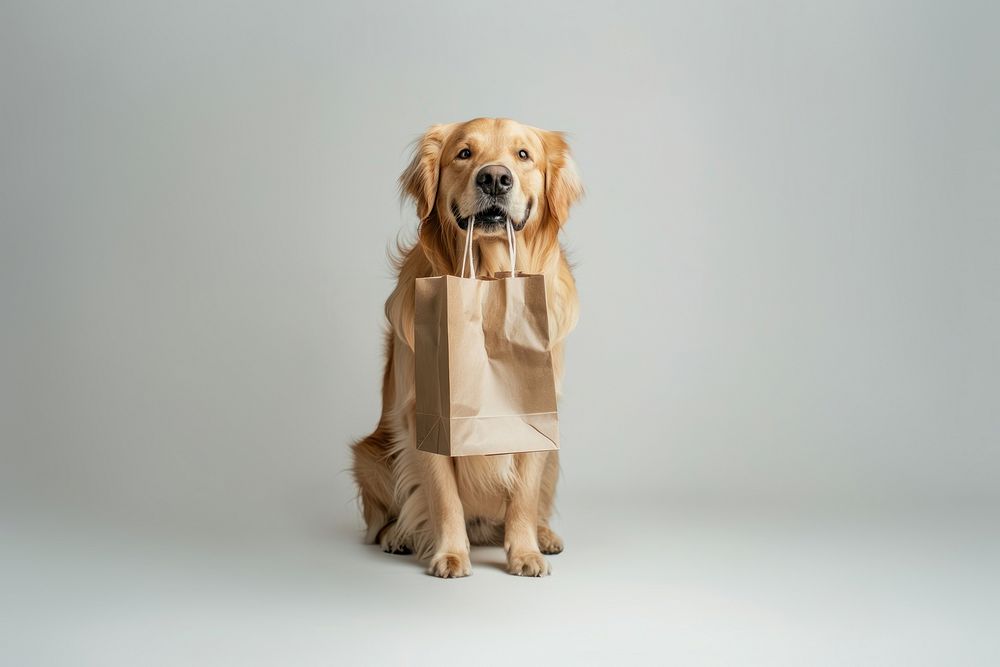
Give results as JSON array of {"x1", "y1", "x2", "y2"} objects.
[{"x1": 414, "y1": 273, "x2": 559, "y2": 456}]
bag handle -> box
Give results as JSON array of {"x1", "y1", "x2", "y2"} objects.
[{"x1": 459, "y1": 216, "x2": 517, "y2": 279}]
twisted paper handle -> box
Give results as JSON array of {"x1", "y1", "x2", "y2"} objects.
[{"x1": 459, "y1": 217, "x2": 517, "y2": 279}]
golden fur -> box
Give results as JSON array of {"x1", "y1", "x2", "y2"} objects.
[{"x1": 351, "y1": 118, "x2": 582, "y2": 577}]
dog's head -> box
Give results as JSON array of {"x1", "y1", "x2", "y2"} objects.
[{"x1": 400, "y1": 118, "x2": 582, "y2": 240}]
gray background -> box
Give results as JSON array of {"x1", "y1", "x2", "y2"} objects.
[{"x1": 2, "y1": 1, "x2": 998, "y2": 665}]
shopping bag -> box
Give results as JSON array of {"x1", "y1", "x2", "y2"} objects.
[{"x1": 414, "y1": 220, "x2": 559, "y2": 456}]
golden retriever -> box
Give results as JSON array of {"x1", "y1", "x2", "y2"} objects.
[{"x1": 351, "y1": 118, "x2": 582, "y2": 577}]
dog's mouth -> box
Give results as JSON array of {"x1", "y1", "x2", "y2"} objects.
[
  {"x1": 452, "y1": 200, "x2": 532, "y2": 232},
  {"x1": 475, "y1": 205, "x2": 507, "y2": 225}
]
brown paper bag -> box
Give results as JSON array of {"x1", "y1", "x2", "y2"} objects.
[{"x1": 414, "y1": 221, "x2": 559, "y2": 456}]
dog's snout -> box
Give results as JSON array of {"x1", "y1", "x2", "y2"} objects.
[{"x1": 475, "y1": 165, "x2": 513, "y2": 196}]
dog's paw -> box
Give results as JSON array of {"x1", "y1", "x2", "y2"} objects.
[
  {"x1": 428, "y1": 551, "x2": 472, "y2": 578},
  {"x1": 378, "y1": 523, "x2": 412, "y2": 555},
  {"x1": 507, "y1": 550, "x2": 551, "y2": 577},
  {"x1": 537, "y1": 526, "x2": 564, "y2": 555}
]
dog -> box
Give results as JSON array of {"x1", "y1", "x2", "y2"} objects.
[{"x1": 351, "y1": 118, "x2": 582, "y2": 577}]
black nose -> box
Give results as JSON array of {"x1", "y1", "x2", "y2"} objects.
[{"x1": 475, "y1": 165, "x2": 513, "y2": 196}]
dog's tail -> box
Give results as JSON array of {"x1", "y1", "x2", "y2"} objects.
[
  {"x1": 351, "y1": 422, "x2": 398, "y2": 544},
  {"x1": 351, "y1": 330, "x2": 400, "y2": 543}
]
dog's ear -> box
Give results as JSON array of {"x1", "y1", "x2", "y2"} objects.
[
  {"x1": 399, "y1": 124, "x2": 454, "y2": 221},
  {"x1": 538, "y1": 130, "x2": 583, "y2": 226}
]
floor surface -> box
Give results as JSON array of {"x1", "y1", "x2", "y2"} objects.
[{"x1": 4, "y1": 494, "x2": 998, "y2": 666}]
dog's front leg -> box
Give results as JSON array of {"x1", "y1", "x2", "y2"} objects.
[
  {"x1": 418, "y1": 450, "x2": 472, "y2": 578},
  {"x1": 505, "y1": 451, "x2": 551, "y2": 576}
]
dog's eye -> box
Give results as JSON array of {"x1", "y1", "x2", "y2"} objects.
[
  {"x1": 518, "y1": 149, "x2": 530, "y2": 160},
  {"x1": 457, "y1": 148, "x2": 472, "y2": 160}
]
